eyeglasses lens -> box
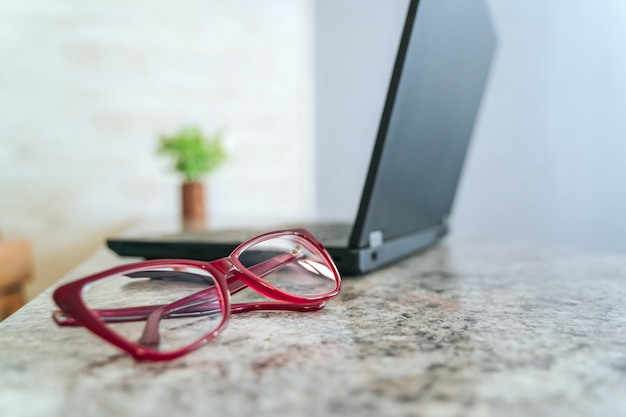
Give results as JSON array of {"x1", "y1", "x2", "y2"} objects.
[
  {"x1": 237, "y1": 235, "x2": 337, "y2": 297},
  {"x1": 82, "y1": 266, "x2": 224, "y2": 353}
]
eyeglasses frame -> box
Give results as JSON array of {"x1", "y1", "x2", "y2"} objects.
[{"x1": 52, "y1": 228, "x2": 341, "y2": 361}]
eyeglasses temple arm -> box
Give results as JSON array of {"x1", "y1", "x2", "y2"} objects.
[{"x1": 54, "y1": 252, "x2": 298, "y2": 326}]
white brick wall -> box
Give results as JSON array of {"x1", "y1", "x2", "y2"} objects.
[{"x1": 0, "y1": 0, "x2": 313, "y2": 298}]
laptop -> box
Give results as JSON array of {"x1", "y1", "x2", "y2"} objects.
[{"x1": 107, "y1": 0, "x2": 497, "y2": 275}]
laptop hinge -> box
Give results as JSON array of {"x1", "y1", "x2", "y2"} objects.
[{"x1": 369, "y1": 230, "x2": 384, "y2": 248}]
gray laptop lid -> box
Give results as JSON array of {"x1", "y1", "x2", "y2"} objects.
[{"x1": 349, "y1": 0, "x2": 497, "y2": 249}]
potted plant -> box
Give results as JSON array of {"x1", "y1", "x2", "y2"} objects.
[{"x1": 158, "y1": 126, "x2": 227, "y2": 230}]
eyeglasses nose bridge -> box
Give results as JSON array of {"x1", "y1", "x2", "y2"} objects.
[{"x1": 209, "y1": 257, "x2": 237, "y2": 276}]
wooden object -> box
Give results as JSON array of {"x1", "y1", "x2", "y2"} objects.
[
  {"x1": 181, "y1": 181, "x2": 206, "y2": 230},
  {"x1": 0, "y1": 237, "x2": 33, "y2": 320}
]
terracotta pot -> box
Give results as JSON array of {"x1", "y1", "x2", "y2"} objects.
[{"x1": 181, "y1": 181, "x2": 206, "y2": 230}]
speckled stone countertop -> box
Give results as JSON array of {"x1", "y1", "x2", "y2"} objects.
[{"x1": 1, "y1": 239, "x2": 625, "y2": 417}]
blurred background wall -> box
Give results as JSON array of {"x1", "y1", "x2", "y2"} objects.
[
  {"x1": 3, "y1": 0, "x2": 626, "y2": 301},
  {"x1": 0, "y1": 0, "x2": 313, "y2": 298},
  {"x1": 315, "y1": 0, "x2": 626, "y2": 254}
]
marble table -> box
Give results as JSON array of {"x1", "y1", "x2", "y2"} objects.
[{"x1": 1, "y1": 239, "x2": 625, "y2": 417}]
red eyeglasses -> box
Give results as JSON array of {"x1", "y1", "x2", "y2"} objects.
[{"x1": 52, "y1": 229, "x2": 342, "y2": 361}]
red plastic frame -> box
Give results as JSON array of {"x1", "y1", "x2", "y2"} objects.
[{"x1": 52, "y1": 229, "x2": 341, "y2": 361}]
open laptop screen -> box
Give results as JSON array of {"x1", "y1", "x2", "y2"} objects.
[{"x1": 351, "y1": 0, "x2": 497, "y2": 248}]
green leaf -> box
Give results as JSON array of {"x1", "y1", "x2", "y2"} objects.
[{"x1": 157, "y1": 126, "x2": 228, "y2": 182}]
